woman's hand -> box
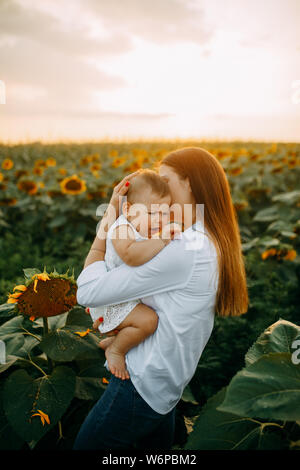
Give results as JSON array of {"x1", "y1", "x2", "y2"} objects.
[
  {"x1": 83, "y1": 171, "x2": 141, "y2": 268},
  {"x1": 110, "y1": 170, "x2": 141, "y2": 214},
  {"x1": 85, "y1": 308, "x2": 118, "y2": 336},
  {"x1": 156, "y1": 222, "x2": 182, "y2": 244},
  {"x1": 97, "y1": 170, "x2": 141, "y2": 240}
]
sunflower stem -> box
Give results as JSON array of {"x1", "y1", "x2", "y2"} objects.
[
  {"x1": 57, "y1": 420, "x2": 64, "y2": 442},
  {"x1": 43, "y1": 317, "x2": 54, "y2": 373},
  {"x1": 27, "y1": 353, "x2": 48, "y2": 377}
]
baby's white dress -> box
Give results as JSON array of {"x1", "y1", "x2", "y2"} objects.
[{"x1": 89, "y1": 214, "x2": 148, "y2": 333}]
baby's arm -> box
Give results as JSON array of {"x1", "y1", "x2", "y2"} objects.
[{"x1": 111, "y1": 223, "x2": 181, "y2": 267}]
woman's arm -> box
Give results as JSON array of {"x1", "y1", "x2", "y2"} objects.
[{"x1": 76, "y1": 236, "x2": 195, "y2": 308}]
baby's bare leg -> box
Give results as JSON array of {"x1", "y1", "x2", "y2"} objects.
[{"x1": 104, "y1": 303, "x2": 158, "y2": 380}]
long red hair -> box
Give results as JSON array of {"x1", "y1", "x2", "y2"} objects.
[{"x1": 159, "y1": 147, "x2": 249, "y2": 317}]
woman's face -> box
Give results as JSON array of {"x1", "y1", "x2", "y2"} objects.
[
  {"x1": 159, "y1": 164, "x2": 196, "y2": 228},
  {"x1": 159, "y1": 164, "x2": 194, "y2": 206}
]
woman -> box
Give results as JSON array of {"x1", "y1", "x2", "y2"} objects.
[{"x1": 73, "y1": 147, "x2": 249, "y2": 450}]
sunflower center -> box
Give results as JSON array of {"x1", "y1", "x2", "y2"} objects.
[{"x1": 65, "y1": 179, "x2": 82, "y2": 191}]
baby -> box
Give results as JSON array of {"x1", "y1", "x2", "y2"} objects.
[{"x1": 89, "y1": 169, "x2": 182, "y2": 380}]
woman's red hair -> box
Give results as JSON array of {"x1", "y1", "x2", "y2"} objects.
[{"x1": 159, "y1": 147, "x2": 249, "y2": 317}]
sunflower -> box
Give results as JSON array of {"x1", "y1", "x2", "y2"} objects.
[
  {"x1": 0, "y1": 172, "x2": 3, "y2": 182},
  {"x1": 0, "y1": 197, "x2": 17, "y2": 206},
  {"x1": 247, "y1": 187, "x2": 271, "y2": 198},
  {"x1": 86, "y1": 189, "x2": 107, "y2": 200},
  {"x1": 271, "y1": 166, "x2": 283, "y2": 174},
  {"x1": 80, "y1": 155, "x2": 93, "y2": 166},
  {"x1": 15, "y1": 169, "x2": 29, "y2": 180},
  {"x1": 124, "y1": 161, "x2": 142, "y2": 172},
  {"x1": 2, "y1": 158, "x2": 14, "y2": 170},
  {"x1": 249, "y1": 154, "x2": 260, "y2": 161},
  {"x1": 261, "y1": 248, "x2": 278, "y2": 260},
  {"x1": 17, "y1": 180, "x2": 38, "y2": 195},
  {"x1": 278, "y1": 249, "x2": 297, "y2": 261},
  {"x1": 109, "y1": 149, "x2": 118, "y2": 158},
  {"x1": 46, "y1": 157, "x2": 56, "y2": 167},
  {"x1": 7, "y1": 269, "x2": 77, "y2": 318},
  {"x1": 229, "y1": 166, "x2": 243, "y2": 176},
  {"x1": 34, "y1": 159, "x2": 47, "y2": 168},
  {"x1": 234, "y1": 201, "x2": 249, "y2": 211},
  {"x1": 90, "y1": 163, "x2": 102, "y2": 172},
  {"x1": 288, "y1": 158, "x2": 298, "y2": 169},
  {"x1": 111, "y1": 157, "x2": 126, "y2": 168},
  {"x1": 60, "y1": 174, "x2": 86, "y2": 195},
  {"x1": 33, "y1": 167, "x2": 44, "y2": 176}
]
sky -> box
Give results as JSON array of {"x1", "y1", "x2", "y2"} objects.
[{"x1": 0, "y1": 0, "x2": 299, "y2": 143}]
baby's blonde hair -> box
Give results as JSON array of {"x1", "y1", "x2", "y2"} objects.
[{"x1": 127, "y1": 169, "x2": 170, "y2": 204}]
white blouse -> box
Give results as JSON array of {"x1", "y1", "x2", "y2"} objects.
[{"x1": 76, "y1": 221, "x2": 219, "y2": 414}]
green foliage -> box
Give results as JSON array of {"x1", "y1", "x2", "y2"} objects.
[
  {"x1": 0, "y1": 141, "x2": 299, "y2": 449},
  {"x1": 185, "y1": 319, "x2": 300, "y2": 450},
  {"x1": 3, "y1": 366, "x2": 76, "y2": 445},
  {"x1": 0, "y1": 306, "x2": 110, "y2": 449}
]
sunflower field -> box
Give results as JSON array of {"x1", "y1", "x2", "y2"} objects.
[{"x1": 0, "y1": 140, "x2": 299, "y2": 450}]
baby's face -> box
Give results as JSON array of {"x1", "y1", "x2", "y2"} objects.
[{"x1": 126, "y1": 192, "x2": 172, "y2": 238}]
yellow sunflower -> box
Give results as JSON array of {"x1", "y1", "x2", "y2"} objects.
[
  {"x1": 46, "y1": 157, "x2": 56, "y2": 167},
  {"x1": 17, "y1": 180, "x2": 38, "y2": 195},
  {"x1": 90, "y1": 163, "x2": 102, "y2": 172},
  {"x1": 271, "y1": 166, "x2": 283, "y2": 174},
  {"x1": 234, "y1": 201, "x2": 249, "y2": 211},
  {"x1": 2, "y1": 158, "x2": 14, "y2": 170},
  {"x1": 15, "y1": 169, "x2": 29, "y2": 180},
  {"x1": 34, "y1": 159, "x2": 47, "y2": 168},
  {"x1": 228, "y1": 166, "x2": 243, "y2": 176},
  {"x1": 0, "y1": 198, "x2": 17, "y2": 206},
  {"x1": 60, "y1": 174, "x2": 87, "y2": 195},
  {"x1": 261, "y1": 248, "x2": 278, "y2": 260},
  {"x1": 112, "y1": 157, "x2": 126, "y2": 168},
  {"x1": 288, "y1": 158, "x2": 298, "y2": 169},
  {"x1": 33, "y1": 167, "x2": 44, "y2": 176},
  {"x1": 109, "y1": 149, "x2": 118, "y2": 158},
  {"x1": 283, "y1": 249, "x2": 297, "y2": 261},
  {"x1": 7, "y1": 270, "x2": 77, "y2": 318}
]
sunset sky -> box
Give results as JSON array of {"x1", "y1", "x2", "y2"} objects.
[{"x1": 0, "y1": 0, "x2": 299, "y2": 143}]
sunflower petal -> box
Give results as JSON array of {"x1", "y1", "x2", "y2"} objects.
[
  {"x1": 74, "y1": 328, "x2": 91, "y2": 337},
  {"x1": 9, "y1": 292, "x2": 23, "y2": 299},
  {"x1": 13, "y1": 285, "x2": 27, "y2": 292},
  {"x1": 37, "y1": 410, "x2": 50, "y2": 425},
  {"x1": 31, "y1": 410, "x2": 50, "y2": 426}
]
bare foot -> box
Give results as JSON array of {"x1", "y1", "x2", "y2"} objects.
[
  {"x1": 105, "y1": 344, "x2": 130, "y2": 380},
  {"x1": 98, "y1": 336, "x2": 115, "y2": 351}
]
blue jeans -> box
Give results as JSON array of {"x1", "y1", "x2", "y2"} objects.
[{"x1": 73, "y1": 374, "x2": 176, "y2": 450}]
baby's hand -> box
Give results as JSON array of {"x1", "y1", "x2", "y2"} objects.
[{"x1": 161, "y1": 222, "x2": 182, "y2": 241}]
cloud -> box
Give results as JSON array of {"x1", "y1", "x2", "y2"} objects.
[
  {"x1": 0, "y1": 0, "x2": 212, "y2": 119},
  {"x1": 0, "y1": 0, "x2": 133, "y2": 56},
  {"x1": 83, "y1": 0, "x2": 212, "y2": 45},
  {"x1": 0, "y1": 0, "x2": 134, "y2": 116}
]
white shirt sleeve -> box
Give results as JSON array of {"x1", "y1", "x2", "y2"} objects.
[{"x1": 76, "y1": 238, "x2": 195, "y2": 308}]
